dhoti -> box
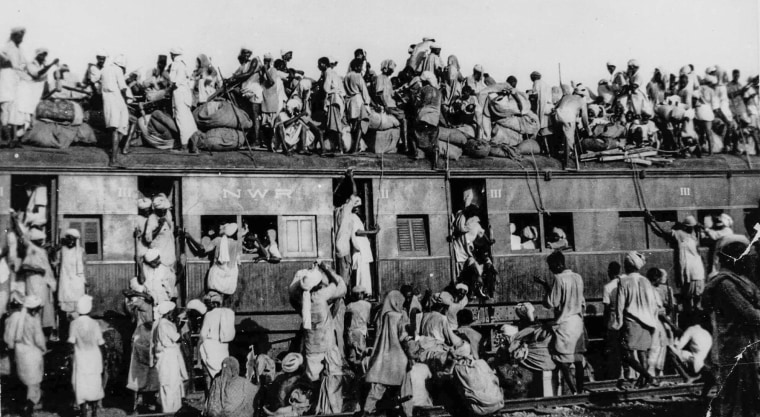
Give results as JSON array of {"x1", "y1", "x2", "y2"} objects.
[
  {"x1": 103, "y1": 91, "x2": 129, "y2": 135},
  {"x1": 172, "y1": 86, "x2": 197, "y2": 145},
  {"x1": 156, "y1": 345, "x2": 187, "y2": 413}
]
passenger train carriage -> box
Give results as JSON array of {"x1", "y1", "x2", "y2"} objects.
[{"x1": 3, "y1": 147, "x2": 760, "y2": 354}]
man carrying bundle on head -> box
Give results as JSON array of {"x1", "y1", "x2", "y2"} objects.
[{"x1": 287, "y1": 262, "x2": 346, "y2": 414}]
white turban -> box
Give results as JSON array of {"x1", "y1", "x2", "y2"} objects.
[
  {"x1": 420, "y1": 71, "x2": 438, "y2": 88},
  {"x1": 281, "y1": 353, "x2": 303, "y2": 373},
  {"x1": 95, "y1": 48, "x2": 108, "y2": 58},
  {"x1": 170, "y1": 47, "x2": 184, "y2": 55},
  {"x1": 286, "y1": 98, "x2": 303, "y2": 114},
  {"x1": 157, "y1": 301, "x2": 176, "y2": 316},
  {"x1": 516, "y1": 302, "x2": 535, "y2": 322},
  {"x1": 137, "y1": 198, "x2": 152, "y2": 210},
  {"x1": 624, "y1": 251, "x2": 646, "y2": 270},
  {"x1": 144, "y1": 248, "x2": 160, "y2": 263},
  {"x1": 455, "y1": 283, "x2": 469, "y2": 293},
  {"x1": 295, "y1": 268, "x2": 325, "y2": 329},
  {"x1": 223, "y1": 223, "x2": 238, "y2": 237},
  {"x1": 129, "y1": 276, "x2": 145, "y2": 292},
  {"x1": 152, "y1": 194, "x2": 171, "y2": 210},
  {"x1": 64, "y1": 228, "x2": 80, "y2": 239},
  {"x1": 717, "y1": 213, "x2": 734, "y2": 228},
  {"x1": 500, "y1": 324, "x2": 519, "y2": 339},
  {"x1": 113, "y1": 54, "x2": 127, "y2": 68},
  {"x1": 187, "y1": 299, "x2": 207, "y2": 315},
  {"x1": 77, "y1": 295, "x2": 93, "y2": 315},
  {"x1": 10, "y1": 27, "x2": 26, "y2": 35}
]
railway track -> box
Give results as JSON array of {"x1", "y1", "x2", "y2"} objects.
[{"x1": 131, "y1": 376, "x2": 699, "y2": 417}]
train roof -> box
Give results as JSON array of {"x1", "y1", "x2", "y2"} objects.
[{"x1": 3, "y1": 146, "x2": 759, "y2": 177}]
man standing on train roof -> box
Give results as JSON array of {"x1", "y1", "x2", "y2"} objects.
[
  {"x1": 0, "y1": 27, "x2": 27, "y2": 147},
  {"x1": 4, "y1": 294, "x2": 46, "y2": 417},
  {"x1": 554, "y1": 84, "x2": 591, "y2": 168},
  {"x1": 198, "y1": 291, "x2": 235, "y2": 396},
  {"x1": 168, "y1": 47, "x2": 199, "y2": 153},
  {"x1": 144, "y1": 194, "x2": 176, "y2": 275},
  {"x1": 465, "y1": 64, "x2": 487, "y2": 96},
  {"x1": 645, "y1": 211, "x2": 705, "y2": 315},
  {"x1": 614, "y1": 251, "x2": 658, "y2": 388},
  {"x1": 534, "y1": 250, "x2": 586, "y2": 394},
  {"x1": 101, "y1": 54, "x2": 130, "y2": 164},
  {"x1": 141, "y1": 249, "x2": 174, "y2": 307},
  {"x1": 142, "y1": 55, "x2": 170, "y2": 98}
]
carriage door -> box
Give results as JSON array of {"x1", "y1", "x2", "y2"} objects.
[
  {"x1": 10, "y1": 175, "x2": 58, "y2": 243},
  {"x1": 332, "y1": 176, "x2": 377, "y2": 296},
  {"x1": 448, "y1": 179, "x2": 488, "y2": 278},
  {"x1": 137, "y1": 176, "x2": 184, "y2": 299}
]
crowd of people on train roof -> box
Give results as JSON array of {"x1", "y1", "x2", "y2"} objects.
[
  {"x1": 1, "y1": 27, "x2": 760, "y2": 168},
  {"x1": 2, "y1": 168, "x2": 760, "y2": 417}
]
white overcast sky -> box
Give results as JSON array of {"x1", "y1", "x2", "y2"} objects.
[{"x1": 2, "y1": 0, "x2": 759, "y2": 87}]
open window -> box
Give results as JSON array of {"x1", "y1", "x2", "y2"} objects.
[
  {"x1": 397, "y1": 215, "x2": 430, "y2": 256},
  {"x1": 138, "y1": 176, "x2": 181, "y2": 227},
  {"x1": 647, "y1": 210, "x2": 678, "y2": 249},
  {"x1": 200, "y1": 215, "x2": 237, "y2": 241},
  {"x1": 62, "y1": 215, "x2": 103, "y2": 260},
  {"x1": 697, "y1": 209, "x2": 724, "y2": 247},
  {"x1": 241, "y1": 215, "x2": 278, "y2": 255},
  {"x1": 450, "y1": 179, "x2": 488, "y2": 229},
  {"x1": 11, "y1": 175, "x2": 57, "y2": 241},
  {"x1": 333, "y1": 177, "x2": 375, "y2": 228},
  {"x1": 508, "y1": 212, "x2": 541, "y2": 252},
  {"x1": 617, "y1": 211, "x2": 648, "y2": 251},
  {"x1": 542, "y1": 212, "x2": 575, "y2": 251}
]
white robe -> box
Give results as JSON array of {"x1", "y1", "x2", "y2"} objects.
[
  {"x1": 153, "y1": 318, "x2": 187, "y2": 413},
  {"x1": 58, "y1": 245, "x2": 86, "y2": 312},
  {"x1": 69, "y1": 315, "x2": 105, "y2": 404},
  {"x1": 169, "y1": 56, "x2": 197, "y2": 145},
  {"x1": 199, "y1": 308, "x2": 236, "y2": 377},
  {"x1": 101, "y1": 63, "x2": 129, "y2": 135}
]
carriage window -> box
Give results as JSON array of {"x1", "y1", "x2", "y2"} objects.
[
  {"x1": 697, "y1": 209, "x2": 724, "y2": 247},
  {"x1": 282, "y1": 216, "x2": 317, "y2": 257},
  {"x1": 508, "y1": 213, "x2": 540, "y2": 252},
  {"x1": 617, "y1": 212, "x2": 647, "y2": 250},
  {"x1": 241, "y1": 215, "x2": 279, "y2": 255},
  {"x1": 62, "y1": 215, "x2": 102, "y2": 260},
  {"x1": 542, "y1": 212, "x2": 575, "y2": 251},
  {"x1": 11, "y1": 175, "x2": 56, "y2": 241},
  {"x1": 647, "y1": 210, "x2": 678, "y2": 249},
  {"x1": 200, "y1": 215, "x2": 237, "y2": 241},
  {"x1": 397, "y1": 215, "x2": 430, "y2": 256}
]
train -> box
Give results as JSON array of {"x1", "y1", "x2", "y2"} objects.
[{"x1": 3, "y1": 146, "x2": 760, "y2": 352}]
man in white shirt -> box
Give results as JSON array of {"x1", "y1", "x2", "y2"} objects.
[{"x1": 169, "y1": 47, "x2": 198, "y2": 153}]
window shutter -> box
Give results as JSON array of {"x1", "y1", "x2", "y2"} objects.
[
  {"x1": 411, "y1": 218, "x2": 428, "y2": 252},
  {"x1": 397, "y1": 218, "x2": 413, "y2": 252}
]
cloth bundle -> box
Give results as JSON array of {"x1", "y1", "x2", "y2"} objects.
[
  {"x1": 196, "y1": 128, "x2": 245, "y2": 151},
  {"x1": 22, "y1": 120, "x2": 97, "y2": 149},
  {"x1": 463, "y1": 139, "x2": 490, "y2": 158},
  {"x1": 143, "y1": 110, "x2": 178, "y2": 150},
  {"x1": 36, "y1": 99, "x2": 84, "y2": 125},
  {"x1": 194, "y1": 100, "x2": 252, "y2": 131},
  {"x1": 364, "y1": 128, "x2": 400, "y2": 154},
  {"x1": 453, "y1": 358, "x2": 505, "y2": 415},
  {"x1": 367, "y1": 110, "x2": 400, "y2": 131}
]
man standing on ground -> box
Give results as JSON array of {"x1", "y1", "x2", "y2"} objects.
[
  {"x1": 614, "y1": 251, "x2": 658, "y2": 388},
  {"x1": 534, "y1": 251, "x2": 586, "y2": 394},
  {"x1": 198, "y1": 291, "x2": 235, "y2": 394},
  {"x1": 68, "y1": 295, "x2": 105, "y2": 417},
  {"x1": 4, "y1": 295, "x2": 46, "y2": 417}
]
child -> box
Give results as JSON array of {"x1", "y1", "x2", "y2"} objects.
[{"x1": 646, "y1": 268, "x2": 675, "y2": 377}]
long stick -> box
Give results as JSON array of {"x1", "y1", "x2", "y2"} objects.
[{"x1": 558, "y1": 63, "x2": 563, "y2": 91}]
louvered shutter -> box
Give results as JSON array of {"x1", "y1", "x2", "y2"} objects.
[
  {"x1": 411, "y1": 218, "x2": 428, "y2": 252},
  {"x1": 397, "y1": 218, "x2": 413, "y2": 252}
]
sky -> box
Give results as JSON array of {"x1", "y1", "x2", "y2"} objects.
[{"x1": 2, "y1": 0, "x2": 759, "y2": 88}]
